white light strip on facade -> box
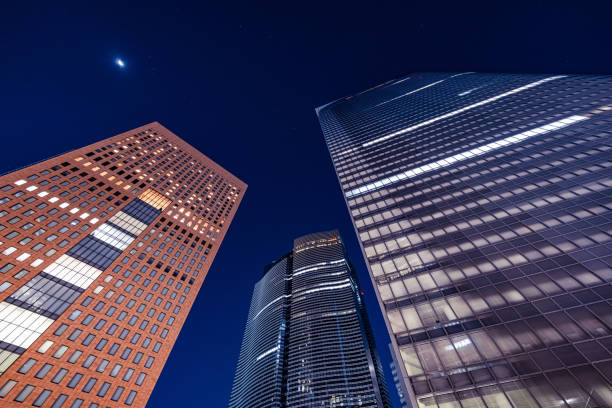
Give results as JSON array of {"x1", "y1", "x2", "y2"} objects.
[
  {"x1": 253, "y1": 295, "x2": 289, "y2": 320},
  {"x1": 91, "y1": 223, "x2": 135, "y2": 251},
  {"x1": 43, "y1": 255, "x2": 104, "y2": 289},
  {"x1": 255, "y1": 345, "x2": 280, "y2": 361},
  {"x1": 293, "y1": 259, "x2": 345, "y2": 273},
  {"x1": 322, "y1": 308, "x2": 356, "y2": 318},
  {"x1": 362, "y1": 75, "x2": 566, "y2": 148},
  {"x1": 335, "y1": 73, "x2": 476, "y2": 157},
  {"x1": 107, "y1": 212, "x2": 147, "y2": 235},
  {"x1": 0, "y1": 302, "x2": 54, "y2": 349},
  {"x1": 293, "y1": 281, "x2": 352, "y2": 296},
  {"x1": 446, "y1": 338, "x2": 472, "y2": 350},
  {"x1": 372, "y1": 72, "x2": 475, "y2": 109},
  {"x1": 458, "y1": 84, "x2": 486, "y2": 96},
  {"x1": 292, "y1": 259, "x2": 345, "y2": 277},
  {"x1": 371, "y1": 80, "x2": 445, "y2": 108},
  {"x1": 346, "y1": 114, "x2": 588, "y2": 198}
]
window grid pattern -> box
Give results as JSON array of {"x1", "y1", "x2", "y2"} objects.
[
  {"x1": 317, "y1": 72, "x2": 612, "y2": 407},
  {"x1": 0, "y1": 123, "x2": 246, "y2": 407},
  {"x1": 229, "y1": 231, "x2": 391, "y2": 408}
]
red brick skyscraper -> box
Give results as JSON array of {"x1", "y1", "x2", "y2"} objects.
[{"x1": 0, "y1": 123, "x2": 246, "y2": 407}]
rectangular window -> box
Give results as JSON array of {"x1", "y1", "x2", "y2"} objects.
[
  {"x1": 82, "y1": 377, "x2": 97, "y2": 393},
  {"x1": 96, "y1": 382, "x2": 111, "y2": 397},
  {"x1": 0, "y1": 380, "x2": 17, "y2": 398},
  {"x1": 17, "y1": 358, "x2": 37, "y2": 374},
  {"x1": 81, "y1": 334, "x2": 95, "y2": 346},
  {"x1": 14, "y1": 385, "x2": 35, "y2": 402},
  {"x1": 96, "y1": 359, "x2": 109, "y2": 373},
  {"x1": 95, "y1": 338, "x2": 108, "y2": 351},
  {"x1": 53, "y1": 345, "x2": 68, "y2": 359},
  {"x1": 67, "y1": 373, "x2": 83, "y2": 388},
  {"x1": 135, "y1": 373, "x2": 146, "y2": 386},
  {"x1": 51, "y1": 368, "x2": 68, "y2": 384},
  {"x1": 82, "y1": 355, "x2": 96, "y2": 368},
  {"x1": 110, "y1": 364, "x2": 122, "y2": 377},
  {"x1": 34, "y1": 363, "x2": 53, "y2": 379},
  {"x1": 111, "y1": 386, "x2": 124, "y2": 401},
  {"x1": 51, "y1": 394, "x2": 68, "y2": 408},
  {"x1": 125, "y1": 390, "x2": 137, "y2": 405},
  {"x1": 32, "y1": 389, "x2": 51, "y2": 407},
  {"x1": 68, "y1": 350, "x2": 82, "y2": 364},
  {"x1": 54, "y1": 324, "x2": 68, "y2": 336},
  {"x1": 68, "y1": 329, "x2": 82, "y2": 341},
  {"x1": 123, "y1": 368, "x2": 134, "y2": 381}
]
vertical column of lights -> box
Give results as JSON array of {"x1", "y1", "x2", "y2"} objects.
[{"x1": 0, "y1": 189, "x2": 170, "y2": 374}]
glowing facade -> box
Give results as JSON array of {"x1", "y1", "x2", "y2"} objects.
[
  {"x1": 317, "y1": 73, "x2": 612, "y2": 407},
  {"x1": 228, "y1": 230, "x2": 390, "y2": 408},
  {"x1": 0, "y1": 123, "x2": 246, "y2": 407}
]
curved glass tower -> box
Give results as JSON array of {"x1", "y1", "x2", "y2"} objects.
[
  {"x1": 228, "y1": 230, "x2": 390, "y2": 408},
  {"x1": 317, "y1": 73, "x2": 612, "y2": 408},
  {"x1": 228, "y1": 254, "x2": 290, "y2": 408}
]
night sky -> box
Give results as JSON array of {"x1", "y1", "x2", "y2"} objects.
[{"x1": 1, "y1": 2, "x2": 611, "y2": 407}]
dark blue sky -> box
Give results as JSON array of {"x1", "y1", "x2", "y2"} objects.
[{"x1": 1, "y1": 2, "x2": 610, "y2": 407}]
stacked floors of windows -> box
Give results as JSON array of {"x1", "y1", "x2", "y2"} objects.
[
  {"x1": 317, "y1": 73, "x2": 612, "y2": 407},
  {"x1": 228, "y1": 231, "x2": 390, "y2": 408},
  {"x1": 0, "y1": 123, "x2": 246, "y2": 407},
  {"x1": 228, "y1": 254, "x2": 290, "y2": 408},
  {"x1": 286, "y1": 231, "x2": 390, "y2": 408}
]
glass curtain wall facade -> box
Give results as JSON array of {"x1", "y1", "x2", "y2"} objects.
[
  {"x1": 317, "y1": 73, "x2": 612, "y2": 407},
  {"x1": 390, "y1": 344, "x2": 410, "y2": 408},
  {"x1": 229, "y1": 230, "x2": 391, "y2": 408},
  {"x1": 0, "y1": 122, "x2": 246, "y2": 407},
  {"x1": 228, "y1": 253, "x2": 290, "y2": 408}
]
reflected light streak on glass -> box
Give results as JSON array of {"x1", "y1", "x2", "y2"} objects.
[
  {"x1": 346, "y1": 114, "x2": 588, "y2": 198},
  {"x1": 362, "y1": 75, "x2": 566, "y2": 147}
]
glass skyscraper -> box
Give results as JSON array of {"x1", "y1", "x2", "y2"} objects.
[
  {"x1": 228, "y1": 230, "x2": 390, "y2": 408},
  {"x1": 317, "y1": 73, "x2": 612, "y2": 407}
]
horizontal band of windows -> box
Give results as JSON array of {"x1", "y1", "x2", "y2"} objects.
[
  {"x1": 375, "y1": 262, "x2": 441, "y2": 285},
  {"x1": 105, "y1": 220, "x2": 138, "y2": 238},
  {"x1": 121, "y1": 198, "x2": 161, "y2": 224},
  {"x1": 0, "y1": 350, "x2": 21, "y2": 374},
  {"x1": 91, "y1": 223, "x2": 136, "y2": 251},
  {"x1": 396, "y1": 317, "x2": 486, "y2": 345},
  {"x1": 43, "y1": 255, "x2": 104, "y2": 289},
  {"x1": 354, "y1": 156, "x2": 608, "y2": 244},
  {"x1": 0, "y1": 302, "x2": 54, "y2": 350},
  {"x1": 107, "y1": 212, "x2": 147, "y2": 235},
  {"x1": 0, "y1": 340, "x2": 26, "y2": 355},
  {"x1": 348, "y1": 131, "x2": 605, "y2": 218},
  {"x1": 5, "y1": 297, "x2": 63, "y2": 320},
  {"x1": 37, "y1": 272, "x2": 85, "y2": 294},
  {"x1": 67, "y1": 235, "x2": 123, "y2": 270},
  {"x1": 6, "y1": 274, "x2": 83, "y2": 319}
]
